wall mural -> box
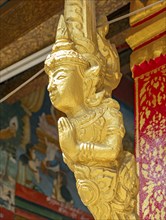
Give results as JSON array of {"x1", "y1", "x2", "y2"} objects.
[
  {"x1": 0, "y1": 86, "x2": 134, "y2": 219},
  {"x1": 0, "y1": 102, "x2": 25, "y2": 213}
]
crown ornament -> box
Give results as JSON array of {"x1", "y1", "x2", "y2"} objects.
[
  {"x1": 44, "y1": 15, "x2": 90, "y2": 75},
  {"x1": 45, "y1": 0, "x2": 122, "y2": 96}
]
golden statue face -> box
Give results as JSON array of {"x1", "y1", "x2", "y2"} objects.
[{"x1": 47, "y1": 64, "x2": 84, "y2": 113}]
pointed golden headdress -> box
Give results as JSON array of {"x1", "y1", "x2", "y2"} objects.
[
  {"x1": 44, "y1": 15, "x2": 90, "y2": 75},
  {"x1": 45, "y1": 0, "x2": 122, "y2": 96}
]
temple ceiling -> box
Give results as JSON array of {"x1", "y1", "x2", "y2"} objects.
[{"x1": 0, "y1": 0, "x2": 129, "y2": 69}]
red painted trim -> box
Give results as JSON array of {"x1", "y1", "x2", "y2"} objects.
[
  {"x1": 0, "y1": 207, "x2": 14, "y2": 220},
  {"x1": 132, "y1": 7, "x2": 166, "y2": 27},
  {"x1": 15, "y1": 208, "x2": 47, "y2": 220},
  {"x1": 15, "y1": 183, "x2": 93, "y2": 220},
  {"x1": 133, "y1": 54, "x2": 166, "y2": 78},
  {"x1": 134, "y1": 31, "x2": 166, "y2": 51}
]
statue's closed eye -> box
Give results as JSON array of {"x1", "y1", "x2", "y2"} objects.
[{"x1": 56, "y1": 75, "x2": 67, "y2": 80}]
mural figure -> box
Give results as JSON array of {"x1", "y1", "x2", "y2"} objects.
[
  {"x1": 17, "y1": 143, "x2": 40, "y2": 188},
  {"x1": 43, "y1": 137, "x2": 60, "y2": 169},
  {"x1": 42, "y1": 137, "x2": 73, "y2": 204},
  {"x1": 0, "y1": 151, "x2": 16, "y2": 211},
  {"x1": 42, "y1": 137, "x2": 64, "y2": 202},
  {"x1": 0, "y1": 116, "x2": 18, "y2": 140},
  {"x1": 0, "y1": 102, "x2": 25, "y2": 212},
  {"x1": 44, "y1": 0, "x2": 139, "y2": 219}
]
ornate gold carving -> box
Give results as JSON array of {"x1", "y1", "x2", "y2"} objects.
[
  {"x1": 45, "y1": 0, "x2": 139, "y2": 219},
  {"x1": 126, "y1": 11, "x2": 166, "y2": 50},
  {"x1": 126, "y1": 0, "x2": 166, "y2": 69},
  {"x1": 130, "y1": 35, "x2": 166, "y2": 70},
  {"x1": 130, "y1": 0, "x2": 166, "y2": 26}
]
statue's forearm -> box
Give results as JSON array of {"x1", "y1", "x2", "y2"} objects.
[{"x1": 75, "y1": 137, "x2": 122, "y2": 163}]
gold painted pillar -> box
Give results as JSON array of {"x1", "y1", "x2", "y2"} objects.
[{"x1": 126, "y1": 1, "x2": 166, "y2": 219}]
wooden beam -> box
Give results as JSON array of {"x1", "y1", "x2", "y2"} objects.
[{"x1": 0, "y1": 0, "x2": 64, "y2": 50}]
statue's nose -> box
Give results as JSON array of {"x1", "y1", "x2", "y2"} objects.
[{"x1": 47, "y1": 80, "x2": 52, "y2": 92}]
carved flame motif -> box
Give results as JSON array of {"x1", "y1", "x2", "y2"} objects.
[{"x1": 45, "y1": 0, "x2": 139, "y2": 219}]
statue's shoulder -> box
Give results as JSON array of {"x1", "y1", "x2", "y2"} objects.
[
  {"x1": 100, "y1": 98, "x2": 121, "y2": 117},
  {"x1": 100, "y1": 98, "x2": 125, "y2": 136},
  {"x1": 83, "y1": 98, "x2": 122, "y2": 124},
  {"x1": 102, "y1": 97, "x2": 120, "y2": 110}
]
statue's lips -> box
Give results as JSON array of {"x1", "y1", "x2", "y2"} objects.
[{"x1": 49, "y1": 91, "x2": 57, "y2": 99}]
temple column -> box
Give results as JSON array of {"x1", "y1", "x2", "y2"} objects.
[{"x1": 126, "y1": 1, "x2": 166, "y2": 219}]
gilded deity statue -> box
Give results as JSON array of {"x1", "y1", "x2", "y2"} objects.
[{"x1": 45, "y1": 1, "x2": 139, "y2": 219}]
